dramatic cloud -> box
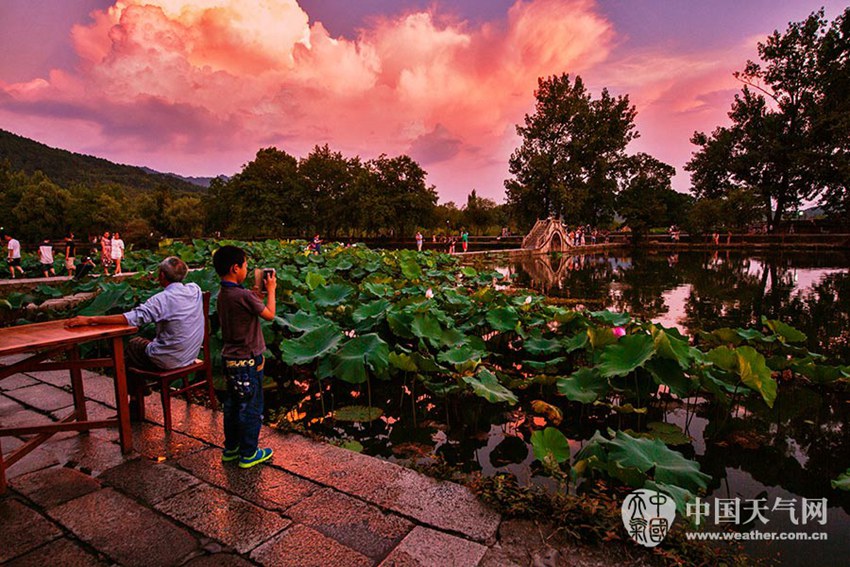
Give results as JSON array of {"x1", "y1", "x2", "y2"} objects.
[{"x1": 0, "y1": 0, "x2": 622, "y2": 200}]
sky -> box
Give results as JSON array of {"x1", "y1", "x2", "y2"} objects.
[{"x1": 0, "y1": 0, "x2": 846, "y2": 204}]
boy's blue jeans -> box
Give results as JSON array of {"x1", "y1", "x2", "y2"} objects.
[{"x1": 222, "y1": 355, "x2": 264, "y2": 458}]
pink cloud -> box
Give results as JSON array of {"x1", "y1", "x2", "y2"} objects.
[
  {"x1": 0, "y1": 0, "x2": 764, "y2": 202},
  {"x1": 0, "y1": 0, "x2": 617, "y2": 202}
]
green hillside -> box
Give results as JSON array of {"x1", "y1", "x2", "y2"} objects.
[{"x1": 0, "y1": 128, "x2": 205, "y2": 193}]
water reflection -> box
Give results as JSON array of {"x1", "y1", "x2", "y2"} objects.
[{"x1": 503, "y1": 249, "x2": 850, "y2": 361}]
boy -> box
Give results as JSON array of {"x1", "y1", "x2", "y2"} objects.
[
  {"x1": 213, "y1": 245, "x2": 276, "y2": 468},
  {"x1": 64, "y1": 231, "x2": 76, "y2": 276},
  {"x1": 38, "y1": 238, "x2": 56, "y2": 277}
]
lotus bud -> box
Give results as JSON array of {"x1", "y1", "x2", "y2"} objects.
[
  {"x1": 524, "y1": 296, "x2": 532, "y2": 305},
  {"x1": 612, "y1": 326, "x2": 626, "y2": 338},
  {"x1": 425, "y1": 288, "x2": 434, "y2": 299}
]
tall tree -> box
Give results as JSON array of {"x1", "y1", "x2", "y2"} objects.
[
  {"x1": 616, "y1": 153, "x2": 676, "y2": 240},
  {"x1": 505, "y1": 74, "x2": 637, "y2": 228},
  {"x1": 686, "y1": 8, "x2": 850, "y2": 231},
  {"x1": 299, "y1": 145, "x2": 357, "y2": 237}
]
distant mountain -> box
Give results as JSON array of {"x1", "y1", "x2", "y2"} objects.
[
  {"x1": 0, "y1": 128, "x2": 205, "y2": 193},
  {"x1": 138, "y1": 167, "x2": 226, "y2": 188}
]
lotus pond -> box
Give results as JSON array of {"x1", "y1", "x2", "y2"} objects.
[{"x1": 3, "y1": 241, "x2": 849, "y2": 564}]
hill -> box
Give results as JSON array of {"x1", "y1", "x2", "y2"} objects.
[{"x1": 0, "y1": 129, "x2": 205, "y2": 193}]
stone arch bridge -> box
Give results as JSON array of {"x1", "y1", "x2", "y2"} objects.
[{"x1": 521, "y1": 218, "x2": 569, "y2": 252}]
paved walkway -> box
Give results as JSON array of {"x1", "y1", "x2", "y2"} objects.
[{"x1": 0, "y1": 354, "x2": 503, "y2": 566}]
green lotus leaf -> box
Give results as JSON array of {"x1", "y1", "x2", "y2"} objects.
[
  {"x1": 400, "y1": 257, "x2": 423, "y2": 280},
  {"x1": 386, "y1": 309, "x2": 415, "y2": 339},
  {"x1": 333, "y1": 405, "x2": 383, "y2": 422},
  {"x1": 463, "y1": 368, "x2": 518, "y2": 405},
  {"x1": 597, "y1": 334, "x2": 655, "y2": 377},
  {"x1": 646, "y1": 358, "x2": 695, "y2": 398},
  {"x1": 791, "y1": 361, "x2": 849, "y2": 384},
  {"x1": 531, "y1": 427, "x2": 570, "y2": 464},
  {"x1": 653, "y1": 329, "x2": 692, "y2": 369},
  {"x1": 440, "y1": 327, "x2": 466, "y2": 347},
  {"x1": 556, "y1": 368, "x2": 609, "y2": 403},
  {"x1": 832, "y1": 469, "x2": 850, "y2": 491},
  {"x1": 305, "y1": 271, "x2": 327, "y2": 290},
  {"x1": 486, "y1": 306, "x2": 520, "y2": 332},
  {"x1": 710, "y1": 327, "x2": 742, "y2": 346},
  {"x1": 339, "y1": 439, "x2": 364, "y2": 452},
  {"x1": 706, "y1": 346, "x2": 738, "y2": 372},
  {"x1": 438, "y1": 344, "x2": 484, "y2": 366},
  {"x1": 329, "y1": 333, "x2": 390, "y2": 384},
  {"x1": 410, "y1": 313, "x2": 443, "y2": 343},
  {"x1": 626, "y1": 422, "x2": 691, "y2": 445},
  {"x1": 587, "y1": 326, "x2": 617, "y2": 349},
  {"x1": 589, "y1": 310, "x2": 630, "y2": 326},
  {"x1": 34, "y1": 284, "x2": 64, "y2": 299},
  {"x1": 330, "y1": 258, "x2": 354, "y2": 271},
  {"x1": 606, "y1": 430, "x2": 710, "y2": 493},
  {"x1": 282, "y1": 311, "x2": 337, "y2": 334},
  {"x1": 311, "y1": 283, "x2": 355, "y2": 307},
  {"x1": 523, "y1": 358, "x2": 566, "y2": 373},
  {"x1": 460, "y1": 267, "x2": 478, "y2": 278},
  {"x1": 762, "y1": 317, "x2": 807, "y2": 343},
  {"x1": 280, "y1": 324, "x2": 343, "y2": 366},
  {"x1": 736, "y1": 328, "x2": 775, "y2": 342},
  {"x1": 79, "y1": 282, "x2": 135, "y2": 316},
  {"x1": 352, "y1": 299, "x2": 391, "y2": 323},
  {"x1": 563, "y1": 332, "x2": 589, "y2": 353},
  {"x1": 645, "y1": 480, "x2": 699, "y2": 517},
  {"x1": 362, "y1": 282, "x2": 393, "y2": 298},
  {"x1": 388, "y1": 352, "x2": 418, "y2": 372},
  {"x1": 523, "y1": 336, "x2": 563, "y2": 356},
  {"x1": 410, "y1": 352, "x2": 444, "y2": 373},
  {"x1": 736, "y1": 346, "x2": 777, "y2": 408}
]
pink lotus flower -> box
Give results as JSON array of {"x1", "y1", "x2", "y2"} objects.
[
  {"x1": 612, "y1": 326, "x2": 626, "y2": 338},
  {"x1": 425, "y1": 288, "x2": 434, "y2": 299}
]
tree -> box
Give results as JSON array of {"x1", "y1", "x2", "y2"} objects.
[
  {"x1": 616, "y1": 153, "x2": 676, "y2": 240},
  {"x1": 462, "y1": 190, "x2": 504, "y2": 234},
  {"x1": 12, "y1": 172, "x2": 72, "y2": 241},
  {"x1": 299, "y1": 145, "x2": 357, "y2": 237},
  {"x1": 686, "y1": 8, "x2": 850, "y2": 231},
  {"x1": 365, "y1": 154, "x2": 437, "y2": 237},
  {"x1": 505, "y1": 74, "x2": 638, "y2": 228},
  {"x1": 165, "y1": 196, "x2": 205, "y2": 237}
]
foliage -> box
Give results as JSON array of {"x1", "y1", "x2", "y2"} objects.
[
  {"x1": 686, "y1": 8, "x2": 850, "y2": 231},
  {"x1": 3, "y1": 238, "x2": 843, "y2": 501},
  {"x1": 505, "y1": 74, "x2": 638, "y2": 228}
]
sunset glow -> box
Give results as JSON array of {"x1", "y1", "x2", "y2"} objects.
[{"x1": 0, "y1": 0, "x2": 844, "y2": 202}]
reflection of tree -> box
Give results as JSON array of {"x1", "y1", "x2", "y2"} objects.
[
  {"x1": 699, "y1": 387, "x2": 850, "y2": 515},
  {"x1": 608, "y1": 251, "x2": 683, "y2": 319}
]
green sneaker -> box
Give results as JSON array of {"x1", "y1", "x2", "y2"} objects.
[
  {"x1": 238, "y1": 448, "x2": 274, "y2": 469},
  {"x1": 222, "y1": 446, "x2": 240, "y2": 463}
]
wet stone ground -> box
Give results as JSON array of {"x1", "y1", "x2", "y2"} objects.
[{"x1": 0, "y1": 354, "x2": 628, "y2": 566}]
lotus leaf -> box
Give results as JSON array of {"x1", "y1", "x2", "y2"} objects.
[
  {"x1": 762, "y1": 317, "x2": 807, "y2": 343},
  {"x1": 386, "y1": 310, "x2": 415, "y2": 339},
  {"x1": 556, "y1": 368, "x2": 609, "y2": 403},
  {"x1": 328, "y1": 334, "x2": 390, "y2": 384},
  {"x1": 531, "y1": 427, "x2": 571, "y2": 465},
  {"x1": 646, "y1": 358, "x2": 695, "y2": 398},
  {"x1": 311, "y1": 283, "x2": 354, "y2": 307},
  {"x1": 79, "y1": 283, "x2": 134, "y2": 316},
  {"x1": 439, "y1": 327, "x2": 466, "y2": 348},
  {"x1": 587, "y1": 326, "x2": 617, "y2": 349},
  {"x1": 352, "y1": 299, "x2": 391, "y2": 323},
  {"x1": 460, "y1": 267, "x2": 478, "y2": 277},
  {"x1": 305, "y1": 271, "x2": 327, "y2": 290},
  {"x1": 400, "y1": 257, "x2": 423, "y2": 280},
  {"x1": 333, "y1": 405, "x2": 383, "y2": 422},
  {"x1": 597, "y1": 334, "x2": 655, "y2": 377},
  {"x1": 410, "y1": 313, "x2": 443, "y2": 343},
  {"x1": 562, "y1": 332, "x2": 589, "y2": 353},
  {"x1": 438, "y1": 345, "x2": 484, "y2": 366},
  {"x1": 589, "y1": 310, "x2": 631, "y2": 326},
  {"x1": 388, "y1": 352, "x2": 418, "y2": 372},
  {"x1": 736, "y1": 346, "x2": 777, "y2": 408},
  {"x1": 280, "y1": 325, "x2": 343, "y2": 366},
  {"x1": 523, "y1": 336, "x2": 563, "y2": 356},
  {"x1": 486, "y1": 306, "x2": 520, "y2": 332},
  {"x1": 463, "y1": 368, "x2": 518, "y2": 404},
  {"x1": 653, "y1": 329, "x2": 693, "y2": 369},
  {"x1": 605, "y1": 430, "x2": 710, "y2": 493},
  {"x1": 283, "y1": 311, "x2": 337, "y2": 334}
]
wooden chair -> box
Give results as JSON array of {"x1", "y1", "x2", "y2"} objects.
[{"x1": 128, "y1": 291, "x2": 217, "y2": 431}]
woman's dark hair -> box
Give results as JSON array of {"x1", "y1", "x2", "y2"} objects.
[{"x1": 212, "y1": 245, "x2": 246, "y2": 276}]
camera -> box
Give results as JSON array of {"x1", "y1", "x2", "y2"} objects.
[{"x1": 254, "y1": 268, "x2": 276, "y2": 292}]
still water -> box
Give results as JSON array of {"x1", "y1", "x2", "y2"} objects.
[{"x1": 280, "y1": 249, "x2": 850, "y2": 565}]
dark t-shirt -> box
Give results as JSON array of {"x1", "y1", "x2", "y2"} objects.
[
  {"x1": 65, "y1": 238, "x2": 76, "y2": 257},
  {"x1": 217, "y1": 284, "x2": 266, "y2": 359}
]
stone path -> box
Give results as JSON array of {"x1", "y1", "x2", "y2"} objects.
[{"x1": 0, "y1": 354, "x2": 503, "y2": 566}]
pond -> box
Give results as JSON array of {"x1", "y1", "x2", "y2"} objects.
[{"x1": 268, "y1": 248, "x2": 850, "y2": 565}]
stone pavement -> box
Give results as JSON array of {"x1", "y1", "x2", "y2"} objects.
[{"x1": 0, "y1": 354, "x2": 504, "y2": 566}]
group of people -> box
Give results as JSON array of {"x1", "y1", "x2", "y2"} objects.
[
  {"x1": 66, "y1": 245, "x2": 278, "y2": 469},
  {"x1": 415, "y1": 230, "x2": 470, "y2": 253},
  {"x1": 2, "y1": 229, "x2": 125, "y2": 279}
]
